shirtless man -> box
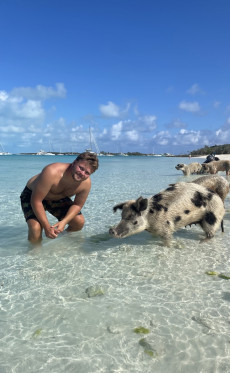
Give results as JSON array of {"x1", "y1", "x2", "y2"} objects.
[{"x1": 20, "y1": 152, "x2": 99, "y2": 243}]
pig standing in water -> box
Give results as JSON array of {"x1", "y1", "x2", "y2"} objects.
[
  {"x1": 109, "y1": 182, "x2": 225, "y2": 247},
  {"x1": 191, "y1": 175, "x2": 229, "y2": 202}
]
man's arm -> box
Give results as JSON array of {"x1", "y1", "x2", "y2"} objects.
[{"x1": 30, "y1": 166, "x2": 59, "y2": 239}]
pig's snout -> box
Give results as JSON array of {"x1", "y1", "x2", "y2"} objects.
[{"x1": 109, "y1": 227, "x2": 116, "y2": 236}]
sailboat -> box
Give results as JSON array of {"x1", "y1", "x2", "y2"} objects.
[
  {"x1": 36, "y1": 150, "x2": 55, "y2": 156},
  {"x1": 86, "y1": 127, "x2": 103, "y2": 156},
  {"x1": 36, "y1": 140, "x2": 55, "y2": 155},
  {"x1": 0, "y1": 143, "x2": 12, "y2": 155}
]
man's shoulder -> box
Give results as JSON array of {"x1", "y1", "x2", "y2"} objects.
[
  {"x1": 41, "y1": 163, "x2": 70, "y2": 180},
  {"x1": 47, "y1": 162, "x2": 70, "y2": 167},
  {"x1": 44, "y1": 162, "x2": 70, "y2": 172}
]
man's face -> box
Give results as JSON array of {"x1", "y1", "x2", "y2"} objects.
[{"x1": 71, "y1": 160, "x2": 92, "y2": 181}]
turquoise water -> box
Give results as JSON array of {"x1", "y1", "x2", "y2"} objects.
[{"x1": 0, "y1": 155, "x2": 230, "y2": 373}]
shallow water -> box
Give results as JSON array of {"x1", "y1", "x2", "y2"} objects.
[{"x1": 0, "y1": 155, "x2": 230, "y2": 372}]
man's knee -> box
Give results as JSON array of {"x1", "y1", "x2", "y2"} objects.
[
  {"x1": 27, "y1": 219, "x2": 42, "y2": 243},
  {"x1": 67, "y1": 214, "x2": 85, "y2": 232}
]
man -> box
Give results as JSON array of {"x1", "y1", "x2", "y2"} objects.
[{"x1": 20, "y1": 152, "x2": 99, "y2": 244}]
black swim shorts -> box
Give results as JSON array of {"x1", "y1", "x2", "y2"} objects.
[{"x1": 20, "y1": 186, "x2": 81, "y2": 222}]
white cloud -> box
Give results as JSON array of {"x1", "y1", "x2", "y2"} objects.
[
  {"x1": 111, "y1": 121, "x2": 123, "y2": 140},
  {"x1": 99, "y1": 101, "x2": 131, "y2": 118},
  {"x1": 0, "y1": 83, "x2": 69, "y2": 153},
  {"x1": 141, "y1": 115, "x2": 157, "y2": 129},
  {"x1": 0, "y1": 91, "x2": 8, "y2": 101},
  {"x1": 187, "y1": 83, "x2": 203, "y2": 95},
  {"x1": 11, "y1": 83, "x2": 66, "y2": 100},
  {"x1": 1, "y1": 125, "x2": 24, "y2": 133},
  {"x1": 215, "y1": 120, "x2": 230, "y2": 141},
  {"x1": 0, "y1": 84, "x2": 68, "y2": 128},
  {"x1": 0, "y1": 97, "x2": 45, "y2": 124},
  {"x1": 153, "y1": 130, "x2": 170, "y2": 145},
  {"x1": 126, "y1": 130, "x2": 139, "y2": 141},
  {"x1": 216, "y1": 128, "x2": 230, "y2": 141},
  {"x1": 17, "y1": 100, "x2": 44, "y2": 119},
  {"x1": 179, "y1": 100, "x2": 201, "y2": 113},
  {"x1": 100, "y1": 101, "x2": 120, "y2": 117},
  {"x1": 152, "y1": 128, "x2": 214, "y2": 150},
  {"x1": 166, "y1": 118, "x2": 187, "y2": 129}
]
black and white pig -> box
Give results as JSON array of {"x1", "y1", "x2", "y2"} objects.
[
  {"x1": 109, "y1": 182, "x2": 225, "y2": 246},
  {"x1": 191, "y1": 175, "x2": 229, "y2": 202}
]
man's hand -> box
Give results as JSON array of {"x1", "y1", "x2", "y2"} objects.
[
  {"x1": 44, "y1": 226, "x2": 60, "y2": 239},
  {"x1": 51, "y1": 221, "x2": 67, "y2": 234}
]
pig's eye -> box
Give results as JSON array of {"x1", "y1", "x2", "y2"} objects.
[{"x1": 133, "y1": 221, "x2": 138, "y2": 225}]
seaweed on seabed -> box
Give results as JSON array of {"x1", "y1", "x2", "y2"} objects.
[
  {"x1": 139, "y1": 338, "x2": 158, "y2": 358},
  {"x1": 205, "y1": 271, "x2": 230, "y2": 279},
  {"x1": 32, "y1": 328, "x2": 42, "y2": 338},
  {"x1": 133, "y1": 326, "x2": 150, "y2": 334}
]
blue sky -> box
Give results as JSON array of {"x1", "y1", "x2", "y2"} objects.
[{"x1": 0, "y1": 0, "x2": 230, "y2": 155}]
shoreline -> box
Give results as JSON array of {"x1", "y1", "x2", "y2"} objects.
[{"x1": 192, "y1": 154, "x2": 230, "y2": 161}]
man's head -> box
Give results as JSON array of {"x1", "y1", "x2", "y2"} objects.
[{"x1": 74, "y1": 152, "x2": 99, "y2": 173}]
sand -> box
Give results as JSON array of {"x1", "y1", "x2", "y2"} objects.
[{"x1": 192, "y1": 154, "x2": 230, "y2": 161}]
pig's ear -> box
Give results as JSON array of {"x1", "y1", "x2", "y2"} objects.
[
  {"x1": 113, "y1": 202, "x2": 126, "y2": 213},
  {"x1": 134, "y1": 197, "x2": 148, "y2": 212}
]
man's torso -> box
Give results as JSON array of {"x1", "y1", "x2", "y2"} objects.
[{"x1": 27, "y1": 163, "x2": 89, "y2": 201}]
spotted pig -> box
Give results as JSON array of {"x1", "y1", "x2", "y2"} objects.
[
  {"x1": 109, "y1": 182, "x2": 225, "y2": 247},
  {"x1": 191, "y1": 175, "x2": 229, "y2": 202},
  {"x1": 175, "y1": 162, "x2": 202, "y2": 176},
  {"x1": 201, "y1": 160, "x2": 230, "y2": 176}
]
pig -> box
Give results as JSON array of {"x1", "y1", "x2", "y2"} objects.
[
  {"x1": 109, "y1": 182, "x2": 225, "y2": 247},
  {"x1": 175, "y1": 162, "x2": 202, "y2": 176},
  {"x1": 191, "y1": 175, "x2": 229, "y2": 202},
  {"x1": 201, "y1": 160, "x2": 230, "y2": 176}
]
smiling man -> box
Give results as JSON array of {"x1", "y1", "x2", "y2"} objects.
[{"x1": 20, "y1": 152, "x2": 99, "y2": 244}]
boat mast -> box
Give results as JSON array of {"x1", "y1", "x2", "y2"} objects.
[{"x1": 89, "y1": 127, "x2": 93, "y2": 151}]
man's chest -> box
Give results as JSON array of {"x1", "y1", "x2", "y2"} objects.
[{"x1": 51, "y1": 179, "x2": 81, "y2": 197}]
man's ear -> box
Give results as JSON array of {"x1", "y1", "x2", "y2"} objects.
[{"x1": 113, "y1": 202, "x2": 126, "y2": 213}]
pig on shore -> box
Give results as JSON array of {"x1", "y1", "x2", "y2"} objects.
[{"x1": 109, "y1": 182, "x2": 225, "y2": 247}]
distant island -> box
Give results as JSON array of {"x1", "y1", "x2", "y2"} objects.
[
  {"x1": 189, "y1": 144, "x2": 230, "y2": 157},
  {"x1": 18, "y1": 143, "x2": 230, "y2": 157},
  {"x1": 19, "y1": 151, "x2": 175, "y2": 157}
]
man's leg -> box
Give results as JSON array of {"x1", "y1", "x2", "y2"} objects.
[
  {"x1": 67, "y1": 214, "x2": 85, "y2": 232},
  {"x1": 27, "y1": 219, "x2": 43, "y2": 243}
]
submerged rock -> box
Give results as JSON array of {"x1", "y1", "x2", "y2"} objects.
[
  {"x1": 107, "y1": 325, "x2": 122, "y2": 334},
  {"x1": 191, "y1": 316, "x2": 212, "y2": 330},
  {"x1": 218, "y1": 273, "x2": 230, "y2": 280},
  {"x1": 85, "y1": 285, "x2": 105, "y2": 298}
]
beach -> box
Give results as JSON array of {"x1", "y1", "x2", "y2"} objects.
[{"x1": 192, "y1": 154, "x2": 230, "y2": 161}]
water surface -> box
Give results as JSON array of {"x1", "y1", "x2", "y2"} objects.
[{"x1": 0, "y1": 155, "x2": 230, "y2": 372}]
